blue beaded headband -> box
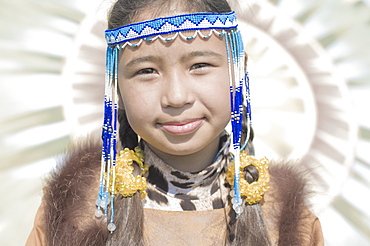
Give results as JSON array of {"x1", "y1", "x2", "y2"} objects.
[
  {"x1": 97, "y1": 11, "x2": 251, "y2": 232},
  {"x1": 105, "y1": 12, "x2": 238, "y2": 45}
]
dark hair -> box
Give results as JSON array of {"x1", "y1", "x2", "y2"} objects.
[
  {"x1": 108, "y1": 0, "x2": 232, "y2": 29},
  {"x1": 107, "y1": 0, "x2": 271, "y2": 245}
]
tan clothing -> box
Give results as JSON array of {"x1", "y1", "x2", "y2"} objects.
[
  {"x1": 26, "y1": 141, "x2": 324, "y2": 245},
  {"x1": 26, "y1": 204, "x2": 45, "y2": 246},
  {"x1": 26, "y1": 192, "x2": 324, "y2": 246}
]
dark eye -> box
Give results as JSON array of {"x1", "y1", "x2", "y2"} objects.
[
  {"x1": 136, "y1": 68, "x2": 156, "y2": 75},
  {"x1": 191, "y1": 63, "x2": 211, "y2": 70}
]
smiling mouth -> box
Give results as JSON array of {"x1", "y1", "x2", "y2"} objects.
[{"x1": 159, "y1": 118, "x2": 204, "y2": 135}]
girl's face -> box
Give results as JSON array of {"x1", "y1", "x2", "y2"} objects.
[{"x1": 118, "y1": 31, "x2": 230, "y2": 166}]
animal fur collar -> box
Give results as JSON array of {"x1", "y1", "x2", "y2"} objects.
[{"x1": 42, "y1": 139, "x2": 320, "y2": 245}]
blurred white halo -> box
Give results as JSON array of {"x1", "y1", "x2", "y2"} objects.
[{"x1": 62, "y1": 0, "x2": 357, "y2": 212}]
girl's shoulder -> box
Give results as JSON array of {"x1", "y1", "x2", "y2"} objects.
[
  {"x1": 262, "y1": 160, "x2": 324, "y2": 245},
  {"x1": 42, "y1": 138, "x2": 108, "y2": 245}
]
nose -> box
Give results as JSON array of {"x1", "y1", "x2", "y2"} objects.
[{"x1": 161, "y1": 72, "x2": 195, "y2": 108}]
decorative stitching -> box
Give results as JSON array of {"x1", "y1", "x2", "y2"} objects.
[{"x1": 105, "y1": 12, "x2": 238, "y2": 45}]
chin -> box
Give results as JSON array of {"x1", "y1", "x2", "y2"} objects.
[{"x1": 160, "y1": 143, "x2": 201, "y2": 156}]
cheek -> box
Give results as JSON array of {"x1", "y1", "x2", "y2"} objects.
[
  {"x1": 122, "y1": 100, "x2": 149, "y2": 139},
  {"x1": 120, "y1": 83, "x2": 157, "y2": 133},
  {"x1": 218, "y1": 90, "x2": 232, "y2": 121},
  {"x1": 203, "y1": 78, "x2": 231, "y2": 120},
  {"x1": 120, "y1": 77, "x2": 145, "y2": 110},
  {"x1": 122, "y1": 95, "x2": 148, "y2": 122},
  {"x1": 119, "y1": 83, "x2": 143, "y2": 122}
]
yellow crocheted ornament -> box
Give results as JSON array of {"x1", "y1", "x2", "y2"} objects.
[
  {"x1": 226, "y1": 151, "x2": 270, "y2": 205},
  {"x1": 109, "y1": 147, "x2": 149, "y2": 199}
]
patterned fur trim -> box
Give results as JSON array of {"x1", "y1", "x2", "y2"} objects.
[{"x1": 42, "y1": 140, "x2": 319, "y2": 245}]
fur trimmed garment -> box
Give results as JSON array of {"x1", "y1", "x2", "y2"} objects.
[{"x1": 26, "y1": 140, "x2": 324, "y2": 246}]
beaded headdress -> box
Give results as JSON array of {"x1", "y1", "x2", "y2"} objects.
[{"x1": 96, "y1": 11, "x2": 253, "y2": 232}]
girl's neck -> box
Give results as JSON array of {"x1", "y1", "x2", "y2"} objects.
[{"x1": 146, "y1": 136, "x2": 221, "y2": 173}]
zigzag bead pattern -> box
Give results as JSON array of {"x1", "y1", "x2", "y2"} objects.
[{"x1": 105, "y1": 12, "x2": 238, "y2": 45}]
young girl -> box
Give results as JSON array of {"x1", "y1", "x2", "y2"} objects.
[{"x1": 26, "y1": 0, "x2": 324, "y2": 245}]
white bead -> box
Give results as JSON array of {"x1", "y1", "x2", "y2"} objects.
[
  {"x1": 95, "y1": 209, "x2": 103, "y2": 218},
  {"x1": 107, "y1": 222, "x2": 116, "y2": 232},
  {"x1": 235, "y1": 206, "x2": 243, "y2": 214},
  {"x1": 99, "y1": 198, "x2": 109, "y2": 208},
  {"x1": 230, "y1": 190, "x2": 235, "y2": 197},
  {"x1": 231, "y1": 197, "x2": 237, "y2": 204}
]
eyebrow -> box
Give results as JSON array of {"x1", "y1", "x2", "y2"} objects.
[
  {"x1": 180, "y1": 50, "x2": 224, "y2": 63},
  {"x1": 124, "y1": 50, "x2": 224, "y2": 70},
  {"x1": 124, "y1": 56, "x2": 162, "y2": 70}
]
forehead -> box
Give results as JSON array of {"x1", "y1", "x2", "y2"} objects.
[{"x1": 120, "y1": 34, "x2": 226, "y2": 63}]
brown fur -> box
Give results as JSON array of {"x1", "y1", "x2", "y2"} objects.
[
  {"x1": 43, "y1": 140, "x2": 108, "y2": 246},
  {"x1": 42, "y1": 141, "x2": 319, "y2": 245},
  {"x1": 266, "y1": 161, "x2": 319, "y2": 245}
]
